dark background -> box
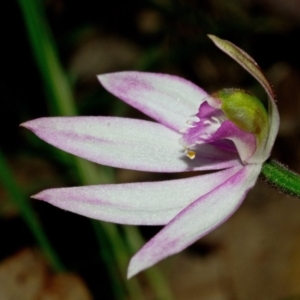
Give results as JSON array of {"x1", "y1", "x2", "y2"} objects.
[{"x1": 2, "y1": 0, "x2": 300, "y2": 299}]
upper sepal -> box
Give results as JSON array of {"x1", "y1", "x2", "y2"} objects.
[{"x1": 208, "y1": 34, "x2": 280, "y2": 163}]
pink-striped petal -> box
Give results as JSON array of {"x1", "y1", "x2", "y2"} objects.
[
  {"x1": 32, "y1": 166, "x2": 241, "y2": 225},
  {"x1": 127, "y1": 163, "x2": 261, "y2": 278},
  {"x1": 21, "y1": 117, "x2": 241, "y2": 172},
  {"x1": 98, "y1": 71, "x2": 208, "y2": 132}
]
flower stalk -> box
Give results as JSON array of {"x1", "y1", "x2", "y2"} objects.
[{"x1": 261, "y1": 159, "x2": 300, "y2": 198}]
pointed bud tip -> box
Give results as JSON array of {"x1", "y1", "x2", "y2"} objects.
[
  {"x1": 207, "y1": 34, "x2": 220, "y2": 43},
  {"x1": 207, "y1": 34, "x2": 215, "y2": 39},
  {"x1": 97, "y1": 73, "x2": 114, "y2": 85},
  {"x1": 96, "y1": 74, "x2": 103, "y2": 81},
  {"x1": 30, "y1": 193, "x2": 43, "y2": 201},
  {"x1": 127, "y1": 259, "x2": 143, "y2": 279},
  {"x1": 19, "y1": 121, "x2": 30, "y2": 129},
  {"x1": 127, "y1": 266, "x2": 135, "y2": 279},
  {"x1": 19, "y1": 120, "x2": 38, "y2": 132}
]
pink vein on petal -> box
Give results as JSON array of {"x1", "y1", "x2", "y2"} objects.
[
  {"x1": 32, "y1": 166, "x2": 241, "y2": 226},
  {"x1": 98, "y1": 71, "x2": 208, "y2": 132},
  {"x1": 21, "y1": 116, "x2": 241, "y2": 172},
  {"x1": 127, "y1": 164, "x2": 261, "y2": 278}
]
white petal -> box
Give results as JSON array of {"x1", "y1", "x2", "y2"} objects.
[
  {"x1": 32, "y1": 167, "x2": 241, "y2": 225},
  {"x1": 22, "y1": 117, "x2": 241, "y2": 172},
  {"x1": 98, "y1": 72, "x2": 208, "y2": 131},
  {"x1": 127, "y1": 163, "x2": 261, "y2": 278}
]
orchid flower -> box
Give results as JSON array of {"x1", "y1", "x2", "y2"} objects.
[{"x1": 21, "y1": 35, "x2": 280, "y2": 278}]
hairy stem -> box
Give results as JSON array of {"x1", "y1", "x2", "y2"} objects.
[{"x1": 261, "y1": 159, "x2": 300, "y2": 198}]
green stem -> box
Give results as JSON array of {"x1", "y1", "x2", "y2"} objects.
[
  {"x1": 0, "y1": 148, "x2": 65, "y2": 271},
  {"x1": 18, "y1": 1, "x2": 147, "y2": 298},
  {"x1": 18, "y1": 1, "x2": 174, "y2": 298},
  {"x1": 17, "y1": 0, "x2": 76, "y2": 116},
  {"x1": 91, "y1": 221, "x2": 126, "y2": 300},
  {"x1": 261, "y1": 159, "x2": 300, "y2": 198},
  {"x1": 76, "y1": 160, "x2": 145, "y2": 299},
  {"x1": 99, "y1": 222, "x2": 145, "y2": 299}
]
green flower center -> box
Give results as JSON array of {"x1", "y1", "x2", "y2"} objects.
[{"x1": 215, "y1": 88, "x2": 268, "y2": 142}]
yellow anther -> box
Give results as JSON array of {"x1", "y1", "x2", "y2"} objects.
[{"x1": 185, "y1": 150, "x2": 196, "y2": 160}]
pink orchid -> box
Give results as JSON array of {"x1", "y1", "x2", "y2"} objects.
[{"x1": 22, "y1": 35, "x2": 279, "y2": 278}]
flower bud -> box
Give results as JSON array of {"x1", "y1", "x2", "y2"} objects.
[{"x1": 215, "y1": 89, "x2": 268, "y2": 141}]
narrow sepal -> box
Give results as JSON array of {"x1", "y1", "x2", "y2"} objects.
[
  {"x1": 32, "y1": 167, "x2": 242, "y2": 225},
  {"x1": 127, "y1": 164, "x2": 261, "y2": 278}
]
